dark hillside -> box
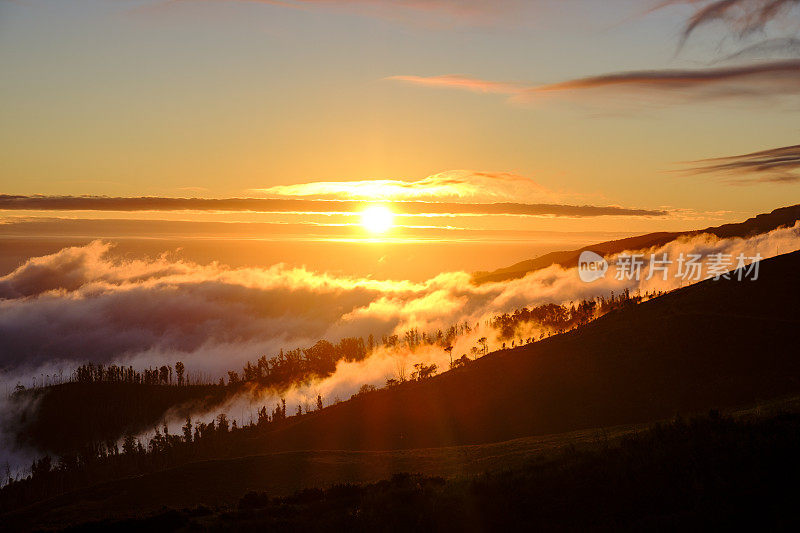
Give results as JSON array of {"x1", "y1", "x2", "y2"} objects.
[
  {"x1": 260, "y1": 250, "x2": 800, "y2": 451},
  {"x1": 2, "y1": 252, "x2": 799, "y2": 524},
  {"x1": 5, "y1": 410, "x2": 800, "y2": 531}
]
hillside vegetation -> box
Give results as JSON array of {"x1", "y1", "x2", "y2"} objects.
[{"x1": 249, "y1": 250, "x2": 800, "y2": 452}]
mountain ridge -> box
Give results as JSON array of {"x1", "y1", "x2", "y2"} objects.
[{"x1": 473, "y1": 204, "x2": 800, "y2": 284}]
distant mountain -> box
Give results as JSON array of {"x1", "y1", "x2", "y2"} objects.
[
  {"x1": 473, "y1": 204, "x2": 800, "y2": 284},
  {"x1": 259, "y1": 249, "x2": 800, "y2": 451}
]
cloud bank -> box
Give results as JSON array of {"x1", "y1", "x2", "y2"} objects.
[
  {"x1": 1, "y1": 223, "x2": 799, "y2": 465},
  {"x1": 0, "y1": 194, "x2": 665, "y2": 218},
  {"x1": 1, "y1": 223, "x2": 798, "y2": 387}
]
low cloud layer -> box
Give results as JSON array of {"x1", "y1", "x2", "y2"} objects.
[
  {"x1": 1, "y1": 223, "x2": 799, "y2": 387},
  {"x1": 684, "y1": 143, "x2": 800, "y2": 184},
  {"x1": 0, "y1": 194, "x2": 665, "y2": 218}
]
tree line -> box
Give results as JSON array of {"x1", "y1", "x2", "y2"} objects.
[{"x1": 14, "y1": 290, "x2": 661, "y2": 396}]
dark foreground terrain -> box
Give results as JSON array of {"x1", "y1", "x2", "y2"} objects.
[
  {"x1": 11, "y1": 408, "x2": 800, "y2": 531},
  {"x1": 3, "y1": 251, "x2": 800, "y2": 530}
]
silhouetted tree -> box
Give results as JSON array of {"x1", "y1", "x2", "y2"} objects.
[
  {"x1": 175, "y1": 362, "x2": 185, "y2": 386},
  {"x1": 216, "y1": 414, "x2": 229, "y2": 433},
  {"x1": 477, "y1": 337, "x2": 488, "y2": 357},
  {"x1": 182, "y1": 416, "x2": 193, "y2": 443},
  {"x1": 411, "y1": 363, "x2": 438, "y2": 381}
]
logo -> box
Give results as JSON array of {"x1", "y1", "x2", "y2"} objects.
[{"x1": 578, "y1": 251, "x2": 608, "y2": 283}]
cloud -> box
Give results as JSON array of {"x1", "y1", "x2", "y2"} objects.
[
  {"x1": 0, "y1": 241, "x2": 414, "y2": 376},
  {"x1": 388, "y1": 59, "x2": 800, "y2": 106},
  {"x1": 253, "y1": 170, "x2": 577, "y2": 204},
  {"x1": 388, "y1": 74, "x2": 526, "y2": 97},
  {"x1": 534, "y1": 59, "x2": 800, "y2": 93},
  {"x1": 682, "y1": 143, "x2": 800, "y2": 184},
  {"x1": 652, "y1": 0, "x2": 800, "y2": 61},
  {"x1": 1, "y1": 224, "x2": 798, "y2": 385},
  {"x1": 0, "y1": 194, "x2": 666, "y2": 218},
  {"x1": 713, "y1": 37, "x2": 800, "y2": 62},
  {"x1": 667, "y1": 0, "x2": 800, "y2": 45},
  {"x1": 1, "y1": 224, "x2": 799, "y2": 462},
  {"x1": 385, "y1": 75, "x2": 526, "y2": 95}
]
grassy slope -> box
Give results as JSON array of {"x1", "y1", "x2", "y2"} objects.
[{"x1": 473, "y1": 204, "x2": 800, "y2": 283}]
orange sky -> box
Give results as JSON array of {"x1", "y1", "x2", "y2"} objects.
[{"x1": 1, "y1": 0, "x2": 799, "y2": 261}]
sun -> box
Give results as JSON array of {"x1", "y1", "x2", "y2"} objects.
[{"x1": 360, "y1": 205, "x2": 394, "y2": 234}]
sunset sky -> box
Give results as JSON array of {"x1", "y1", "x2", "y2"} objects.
[
  {"x1": 1, "y1": 0, "x2": 799, "y2": 276},
  {"x1": 3, "y1": 2, "x2": 800, "y2": 480}
]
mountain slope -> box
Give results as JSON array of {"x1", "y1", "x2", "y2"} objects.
[
  {"x1": 473, "y1": 204, "x2": 800, "y2": 284},
  {"x1": 261, "y1": 249, "x2": 800, "y2": 451},
  {"x1": 3, "y1": 251, "x2": 799, "y2": 526}
]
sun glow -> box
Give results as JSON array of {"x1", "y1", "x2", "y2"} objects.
[{"x1": 361, "y1": 205, "x2": 395, "y2": 234}]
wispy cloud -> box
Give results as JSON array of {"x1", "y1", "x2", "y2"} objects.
[
  {"x1": 651, "y1": 0, "x2": 800, "y2": 61},
  {"x1": 0, "y1": 194, "x2": 666, "y2": 218},
  {"x1": 388, "y1": 59, "x2": 800, "y2": 106},
  {"x1": 713, "y1": 37, "x2": 800, "y2": 62},
  {"x1": 385, "y1": 75, "x2": 526, "y2": 95},
  {"x1": 388, "y1": 2, "x2": 800, "y2": 107},
  {"x1": 683, "y1": 143, "x2": 800, "y2": 185},
  {"x1": 387, "y1": 74, "x2": 525, "y2": 98},
  {"x1": 253, "y1": 170, "x2": 575, "y2": 204},
  {"x1": 534, "y1": 59, "x2": 800, "y2": 93},
  {"x1": 664, "y1": 0, "x2": 800, "y2": 45}
]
